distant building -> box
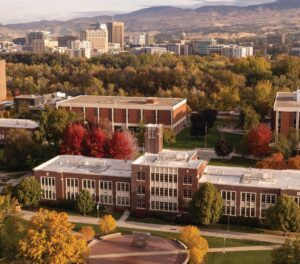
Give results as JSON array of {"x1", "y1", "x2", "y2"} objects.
[
  {"x1": 146, "y1": 34, "x2": 155, "y2": 46},
  {"x1": 290, "y1": 47, "x2": 300, "y2": 57},
  {"x1": 68, "y1": 40, "x2": 92, "y2": 59},
  {"x1": 108, "y1": 43, "x2": 121, "y2": 54},
  {"x1": 267, "y1": 33, "x2": 286, "y2": 46},
  {"x1": 32, "y1": 39, "x2": 58, "y2": 53},
  {"x1": 194, "y1": 38, "x2": 217, "y2": 55},
  {"x1": 80, "y1": 22, "x2": 108, "y2": 54},
  {"x1": 131, "y1": 46, "x2": 169, "y2": 55},
  {"x1": 57, "y1": 36, "x2": 79, "y2": 47},
  {"x1": 27, "y1": 31, "x2": 51, "y2": 45},
  {"x1": 0, "y1": 118, "x2": 39, "y2": 143},
  {"x1": 0, "y1": 60, "x2": 7, "y2": 101},
  {"x1": 222, "y1": 45, "x2": 253, "y2": 58},
  {"x1": 56, "y1": 95, "x2": 187, "y2": 133},
  {"x1": 127, "y1": 33, "x2": 154, "y2": 46},
  {"x1": 107, "y1": 21, "x2": 124, "y2": 51},
  {"x1": 166, "y1": 43, "x2": 181, "y2": 55}
]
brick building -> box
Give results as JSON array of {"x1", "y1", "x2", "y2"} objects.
[
  {"x1": 200, "y1": 166, "x2": 300, "y2": 218},
  {"x1": 272, "y1": 90, "x2": 300, "y2": 140},
  {"x1": 34, "y1": 155, "x2": 132, "y2": 211},
  {"x1": 56, "y1": 95, "x2": 187, "y2": 134},
  {"x1": 0, "y1": 118, "x2": 39, "y2": 143},
  {"x1": 34, "y1": 123, "x2": 300, "y2": 219}
]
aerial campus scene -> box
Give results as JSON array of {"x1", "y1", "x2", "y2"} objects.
[{"x1": 1, "y1": 0, "x2": 300, "y2": 263}]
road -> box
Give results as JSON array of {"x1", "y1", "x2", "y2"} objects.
[{"x1": 21, "y1": 210, "x2": 286, "y2": 244}]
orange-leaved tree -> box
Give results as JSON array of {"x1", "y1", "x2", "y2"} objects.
[{"x1": 19, "y1": 209, "x2": 89, "y2": 264}]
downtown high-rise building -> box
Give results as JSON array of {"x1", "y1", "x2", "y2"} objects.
[
  {"x1": 107, "y1": 21, "x2": 124, "y2": 51},
  {"x1": 80, "y1": 22, "x2": 108, "y2": 54}
]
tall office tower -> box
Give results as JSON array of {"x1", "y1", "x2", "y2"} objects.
[
  {"x1": 0, "y1": 60, "x2": 7, "y2": 101},
  {"x1": 80, "y1": 22, "x2": 108, "y2": 54},
  {"x1": 107, "y1": 21, "x2": 124, "y2": 50},
  {"x1": 27, "y1": 31, "x2": 51, "y2": 45}
]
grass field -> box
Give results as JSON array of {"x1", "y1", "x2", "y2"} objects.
[
  {"x1": 165, "y1": 125, "x2": 243, "y2": 150},
  {"x1": 206, "y1": 251, "x2": 272, "y2": 264},
  {"x1": 209, "y1": 156, "x2": 257, "y2": 168},
  {"x1": 73, "y1": 223, "x2": 272, "y2": 248}
]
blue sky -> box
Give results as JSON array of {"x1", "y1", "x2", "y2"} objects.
[{"x1": 0, "y1": 0, "x2": 273, "y2": 24}]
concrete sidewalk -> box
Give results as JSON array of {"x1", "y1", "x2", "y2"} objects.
[{"x1": 21, "y1": 210, "x2": 286, "y2": 244}]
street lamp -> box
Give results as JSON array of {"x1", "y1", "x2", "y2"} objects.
[
  {"x1": 204, "y1": 123, "x2": 208, "y2": 149},
  {"x1": 97, "y1": 202, "x2": 100, "y2": 219}
]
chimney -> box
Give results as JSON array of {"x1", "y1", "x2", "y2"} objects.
[{"x1": 144, "y1": 124, "x2": 163, "y2": 154}]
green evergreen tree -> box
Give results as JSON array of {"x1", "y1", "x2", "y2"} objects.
[{"x1": 76, "y1": 189, "x2": 95, "y2": 216}]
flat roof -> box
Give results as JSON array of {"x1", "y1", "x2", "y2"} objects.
[
  {"x1": 0, "y1": 118, "x2": 39, "y2": 129},
  {"x1": 14, "y1": 95, "x2": 44, "y2": 99},
  {"x1": 200, "y1": 165, "x2": 300, "y2": 191},
  {"x1": 56, "y1": 95, "x2": 186, "y2": 109},
  {"x1": 274, "y1": 91, "x2": 300, "y2": 110},
  {"x1": 34, "y1": 155, "x2": 132, "y2": 178},
  {"x1": 133, "y1": 150, "x2": 205, "y2": 169}
]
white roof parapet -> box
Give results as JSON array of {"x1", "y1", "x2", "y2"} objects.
[
  {"x1": 34, "y1": 155, "x2": 132, "y2": 178},
  {"x1": 0, "y1": 118, "x2": 39, "y2": 129},
  {"x1": 201, "y1": 165, "x2": 300, "y2": 190}
]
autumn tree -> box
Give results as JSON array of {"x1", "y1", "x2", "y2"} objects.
[
  {"x1": 39, "y1": 106, "x2": 81, "y2": 147},
  {"x1": 4, "y1": 128, "x2": 35, "y2": 169},
  {"x1": 189, "y1": 183, "x2": 223, "y2": 225},
  {"x1": 287, "y1": 156, "x2": 300, "y2": 170},
  {"x1": 79, "y1": 226, "x2": 95, "y2": 242},
  {"x1": 99, "y1": 214, "x2": 116, "y2": 235},
  {"x1": 272, "y1": 238, "x2": 300, "y2": 264},
  {"x1": 256, "y1": 153, "x2": 286, "y2": 170},
  {"x1": 76, "y1": 189, "x2": 95, "y2": 216},
  {"x1": 0, "y1": 195, "x2": 24, "y2": 262},
  {"x1": 239, "y1": 105, "x2": 260, "y2": 130},
  {"x1": 266, "y1": 195, "x2": 300, "y2": 235},
  {"x1": 271, "y1": 134, "x2": 292, "y2": 159},
  {"x1": 16, "y1": 177, "x2": 42, "y2": 208},
  {"x1": 214, "y1": 139, "x2": 233, "y2": 159},
  {"x1": 179, "y1": 226, "x2": 208, "y2": 264},
  {"x1": 109, "y1": 130, "x2": 138, "y2": 159},
  {"x1": 60, "y1": 123, "x2": 87, "y2": 155},
  {"x1": 84, "y1": 127, "x2": 107, "y2": 157},
  {"x1": 163, "y1": 128, "x2": 176, "y2": 145},
  {"x1": 246, "y1": 124, "x2": 272, "y2": 157},
  {"x1": 19, "y1": 209, "x2": 88, "y2": 264}
]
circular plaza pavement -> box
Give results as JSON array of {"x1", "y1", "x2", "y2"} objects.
[{"x1": 88, "y1": 234, "x2": 189, "y2": 264}]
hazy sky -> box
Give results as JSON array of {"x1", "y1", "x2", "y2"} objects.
[{"x1": 0, "y1": 0, "x2": 274, "y2": 24}]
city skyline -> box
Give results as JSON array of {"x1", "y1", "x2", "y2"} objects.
[{"x1": 1, "y1": 0, "x2": 273, "y2": 24}]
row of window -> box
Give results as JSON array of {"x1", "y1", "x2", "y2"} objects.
[
  {"x1": 42, "y1": 190, "x2": 56, "y2": 200},
  {"x1": 221, "y1": 191, "x2": 277, "y2": 218},
  {"x1": 151, "y1": 187, "x2": 178, "y2": 197},
  {"x1": 150, "y1": 173, "x2": 178, "y2": 183},
  {"x1": 150, "y1": 201, "x2": 178, "y2": 212},
  {"x1": 41, "y1": 177, "x2": 55, "y2": 186}
]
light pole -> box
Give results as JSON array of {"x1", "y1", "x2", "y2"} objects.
[
  {"x1": 97, "y1": 202, "x2": 100, "y2": 219},
  {"x1": 204, "y1": 123, "x2": 208, "y2": 149}
]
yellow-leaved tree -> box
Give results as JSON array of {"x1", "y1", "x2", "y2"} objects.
[
  {"x1": 99, "y1": 214, "x2": 116, "y2": 235},
  {"x1": 179, "y1": 225, "x2": 208, "y2": 264},
  {"x1": 79, "y1": 225, "x2": 95, "y2": 242},
  {"x1": 19, "y1": 209, "x2": 89, "y2": 264}
]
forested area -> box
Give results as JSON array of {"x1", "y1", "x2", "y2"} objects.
[{"x1": 1, "y1": 53, "x2": 300, "y2": 120}]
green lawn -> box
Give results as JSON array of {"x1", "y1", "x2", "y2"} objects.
[
  {"x1": 206, "y1": 251, "x2": 272, "y2": 264},
  {"x1": 165, "y1": 125, "x2": 243, "y2": 150},
  {"x1": 72, "y1": 223, "x2": 272, "y2": 248},
  {"x1": 209, "y1": 156, "x2": 257, "y2": 168}
]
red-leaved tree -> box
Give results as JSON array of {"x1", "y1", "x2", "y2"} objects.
[
  {"x1": 256, "y1": 152, "x2": 286, "y2": 170},
  {"x1": 60, "y1": 123, "x2": 87, "y2": 155},
  {"x1": 109, "y1": 130, "x2": 138, "y2": 160},
  {"x1": 84, "y1": 128, "x2": 107, "y2": 158},
  {"x1": 246, "y1": 124, "x2": 272, "y2": 157}
]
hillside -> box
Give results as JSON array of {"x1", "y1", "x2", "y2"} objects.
[{"x1": 1, "y1": 0, "x2": 300, "y2": 38}]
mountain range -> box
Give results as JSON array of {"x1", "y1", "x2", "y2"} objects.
[{"x1": 1, "y1": 0, "x2": 300, "y2": 39}]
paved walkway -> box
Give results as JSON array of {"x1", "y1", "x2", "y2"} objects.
[
  {"x1": 90, "y1": 250, "x2": 188, "y2": 259},
  {"x1": 119, "y1": 210, "x2": 130, "y2": 222},
  {"x1": 20, "y1": 210, "x2": 286, "y2": 244},
  {"x1": 208, "y1": 245, "x2": 277, "y2": 253}
]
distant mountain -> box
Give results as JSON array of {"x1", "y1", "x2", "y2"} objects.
[{"x1": 1, "y1": 0, "x2": 300, "y2": 39}]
